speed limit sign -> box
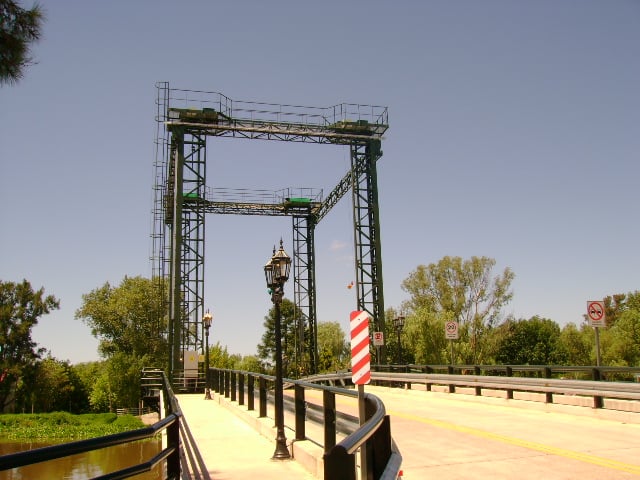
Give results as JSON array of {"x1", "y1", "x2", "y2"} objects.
[{"x1": 445, "y1": 321, "x2": 459, "y2": 339}]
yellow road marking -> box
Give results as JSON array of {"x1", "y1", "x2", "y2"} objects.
[{"x1": 390, "y1": 410, "x2": 640, "y2": 476}]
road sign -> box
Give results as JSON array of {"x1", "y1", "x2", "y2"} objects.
[
  {"x1": 587, "y1": 300, "x2": 606, "y2": 327},
  {"x1": 445, "y1": 321, "x2": 459, "y2": 339},
  {"x1": 350, "y1": 311, "x2": 371, "y2": 385},
  {"x1": 373, "y1": 331, "x2": 384, "y2": 346}
]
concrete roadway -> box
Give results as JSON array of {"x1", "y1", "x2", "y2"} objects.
[
  {"x1": 364, "y1": 385, "x2": 640, "y2": 479},
  {"x1": 179, "y1": 386, "x2": 640, "y2": 479}
]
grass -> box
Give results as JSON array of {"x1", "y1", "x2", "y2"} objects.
[{"x1": 0, "y1": 412, "x2": 147, "y2": 441}]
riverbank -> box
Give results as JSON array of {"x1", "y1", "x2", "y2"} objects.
[{"x1": 0, "y1": 412, "x2": 146, "y2": 440}]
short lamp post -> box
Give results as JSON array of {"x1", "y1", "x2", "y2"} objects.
[
  {"x1": 203, "y1": 310, "x2": 213, "y2": 400},
  {"x1": 393, "y1": 313, "x2": 405, "y2": 365},
  {"x1": 264, "y1": 239, "x2": 292, "y2": 460}
]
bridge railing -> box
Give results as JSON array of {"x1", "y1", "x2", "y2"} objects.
[
  {"x1": 307, "y1": 365, "x2": 640, "y2": 410},
  {"x1": 0, "y1": 368, "x2": 204, "y2": 480},
  {"x1": 372, "y1": 363, "x2": 640, "y2": 382},
  {"x1": 210, "y1": 368, "x2": 402, "y2": 480}
]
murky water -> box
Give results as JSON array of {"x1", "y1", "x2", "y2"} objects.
[{"x1": 0, "y1": 439, "x2": 163, "y2": 479}]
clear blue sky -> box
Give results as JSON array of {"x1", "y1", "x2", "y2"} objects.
[{"x1": 1, "y1": 1, "x2": 638, "y2": 364}]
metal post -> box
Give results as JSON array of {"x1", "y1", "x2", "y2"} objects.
[
  {"x1": 595, "y1": 326, "x2": 602, "y2": 367},
  {"x1": 203, "y1": 311, "x2": 212, "y2": 400},
  {"x1": 272, "y1": 291, "x2": 291, "y2": 459}
]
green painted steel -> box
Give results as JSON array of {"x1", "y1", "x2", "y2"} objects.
[{"x1": 153, "y1": 83, "x2": 388, "y2": 379}]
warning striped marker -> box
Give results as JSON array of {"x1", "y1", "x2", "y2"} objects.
[{"x1": 350, "y1": 310, "x2": 371, "y2": 385}]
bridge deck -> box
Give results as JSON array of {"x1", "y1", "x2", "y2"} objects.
[{"x1": 176, "y1": 393, "x2": 316, "y2": 479}]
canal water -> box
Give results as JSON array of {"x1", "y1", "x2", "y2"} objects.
[{"x1": 0, "y1": 439, "x2": 163, "y2": 479}]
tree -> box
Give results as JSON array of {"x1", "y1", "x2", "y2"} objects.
[
  {"x1": 602, "y1": 307, "x2": 640, "y2": 368},
  {"x1": 256, "y1": 298, "x2": 302, "y2": 377},
  {"x1": 0, "y1": 279, "x2": 59, "y2": 412},
  {"x1": 403, "y1": 307, "x2": 451, "y2": 364},
  {"x1": 208, "y1": 342, "x2": 238, "y2": 369},
  {"x1": 0, "y1": 0, "x2": 44, "y2": 85},
  {"x1": 88, "y1": 353, "x2": 147, "y2": 412},
  {"x1": 401, "y1": 256, "x2": 514, "y2": 364},
  {"x1": 234, "y1": 355, "x2": 264, "y2": 373},
  {"x1": 495, "y1": 316, "x2": 564, "y2": 365},
  {"x1": 18, "y1": 356, "x2": 90, "y2": 413},
  {"x1": 316, "y1": 321, "x2": 348, "y2": 372},
  {"x1": 557, "y1": 323, "x2": 592, "y2": 367},
  {"x1": 75, "y1": 276, "x2": 168, "y2": 366}
]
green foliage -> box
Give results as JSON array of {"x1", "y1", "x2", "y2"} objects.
[
  {"x1": 403, "y1": 308, "x2": 451, "y2": 364},
  {"x1": 14, "y1": 357, "x2": 90, "y2": 414},
  {"x1": 87, "y1": 354, "x2": 147, "y2": 412},
  {"x1": 75, "y1": 276, "x2": 168, "y2": 365},
  {"x1": 601, "y1": 309, "x2": 640, "y2": 367},
  {"x1": 0, "y1": 412, "x2": 145, "y2": 440},
  {"x1": 233, "y1": 355, "x2": 264, "y2": 373},
  {"x1": 257, "y1": 298, "x2": 304, "y2": 376},
  {"x1": 557, "y1": 323, "x2": 592, "y2": 366},
  {"x1": 401, "y1": 256, "x2": 514, "y2": 364},
  {"x1": 0, "y1": 279, "x2": 59, "y2": 412},
  {"x1": 316, "y1": 321, "x2": 348, "y2": 372},
  {"x1": 0, "y1": 0, "x2": 44, "y2": 85},
  {"x1": 495, "y1": 316, "x2": 565, "y2": 365}
]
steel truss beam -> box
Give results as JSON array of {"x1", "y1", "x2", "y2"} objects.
[
  {"x1": 153, "y1": 84, "x2": 388, "y2": 379},
  {"x1": 292, "y1": 215, "x2": 317, "y2": 375},
  {"x1": 351, "y1": 140, "x2": 386, "y2": 362},
  {"x1": 167, "y1": 129, "x2": 207, "y2": 378}
]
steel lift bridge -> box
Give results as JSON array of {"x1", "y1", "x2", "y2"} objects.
[{"x1": 151, "y1": 82, "x2": 389, "y2": 380}]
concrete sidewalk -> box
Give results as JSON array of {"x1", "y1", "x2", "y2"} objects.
[{"x1": 176, "y1": 393, "x2": 320, "y2": 479}]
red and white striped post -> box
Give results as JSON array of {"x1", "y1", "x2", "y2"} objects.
[
  {"x1": 350, "y1": 310, "x2": 371, "y2": 385},
  {"x1": 351, "y1": 310, "x2": 371, "y2": 479}
]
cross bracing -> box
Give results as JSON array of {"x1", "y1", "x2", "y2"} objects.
[{"x1": 152, "y1": 82, "x2": 389, "y2": 379}]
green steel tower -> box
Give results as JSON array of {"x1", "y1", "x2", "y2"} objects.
[{"x1": 152, "y1": 83, "x2": 389, "y2": 381}]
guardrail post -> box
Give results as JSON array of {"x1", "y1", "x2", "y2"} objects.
[
  {"x1": 474, "y1": 366, "x2": 482, "y2": 396},
  {"x1": 592, "y1": 368, "x2": 604, "y2": 408},
  {"x1": 425, "y1": 366, "x2": 432, "y2": 391},
  {"x1": 362, "y1": 396, "x2": 389, "y2": 479},
  {"x1": 447, "y1": 365, "x2": 456, "y2": 393},
  {"x1": 259, "y1": 376, "x2": 267, "y2": 418},
  {"x1": 323, "y1": 445, "x2": 356, "y2": 480},
  {"x1": 231, "y1": 371, "x2": 237, "y2": 402},
  {"x1": 224, "y1": 371, "x2": 230, "y2": 398},
  {"x1": 166, "y1": 415, "x2": 180, "y2": 478},
  {"x1": 211, "y1": 369, "x2": 218, "y2": 394},
  {"x1": 295, "y1": 384, "x2": 306, "y2": 441},
  {"x1": 506, "y1": 366, "x2": 514, "y2": 399},
  {"x1": 323, "y1": 390, "x2": 337, "y2": 453},
  {"x1": 238, "y1": 372, "x2": 245, "y2": 406},
  {"x1": 248, "y1": 374, "x2": 255, "y2": 411},
  {"x1": 544, "y1": 367, "x2": 553, "y2": 403}
]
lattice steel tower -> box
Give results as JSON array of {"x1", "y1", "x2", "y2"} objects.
[{"x1": 152, "y1": 83, "x2": 389, "y2": 380}]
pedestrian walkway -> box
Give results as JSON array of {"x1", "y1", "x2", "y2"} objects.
[{"x1": 176, "y1": 392, "x2": 319, "y2": 479}]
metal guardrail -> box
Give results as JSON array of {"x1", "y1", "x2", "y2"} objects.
[
  {"x1": 0, "y1": 368, "x2": 206, "y2": 480},
  {"x1": 307, "y1": 365, "x2": 640, "y2": 410},
  {"x1": 210, "y1": 368, "x2": 402, "y2": 480}
]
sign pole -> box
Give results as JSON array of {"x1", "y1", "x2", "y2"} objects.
[
  {"x1": 450, "y1": 339, "x2": 454, "y2": 365},
  {"x1": 587, "y1": 301, "x2": 605, "y2": 367},
  {"x1": 358, "y1": 383, "x2": 367, "y2": 480}
]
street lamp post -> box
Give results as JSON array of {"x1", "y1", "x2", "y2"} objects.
[
  {"x1": 203, "y1": 310, "x2": 213, "y2": 400},
  {"x1": 393, "y1": 313, "x2": 405, "y2": 365},
  {"x1": 264, "y1": 239, "x2": 292, "y2": 460}
]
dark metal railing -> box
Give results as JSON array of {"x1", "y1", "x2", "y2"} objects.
[
  {"x1": 0, "y1": 368, "x2": 205, "y2": 480},
  {"x1": 210, "y1": 368, "x2": 402, "y2": 480},
  {"x1": 306, "y1": 364, "x2": 640, "y2": 411},
  {"x1": 372, "y1": 363, "x2": 640, "y2": 381}
]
